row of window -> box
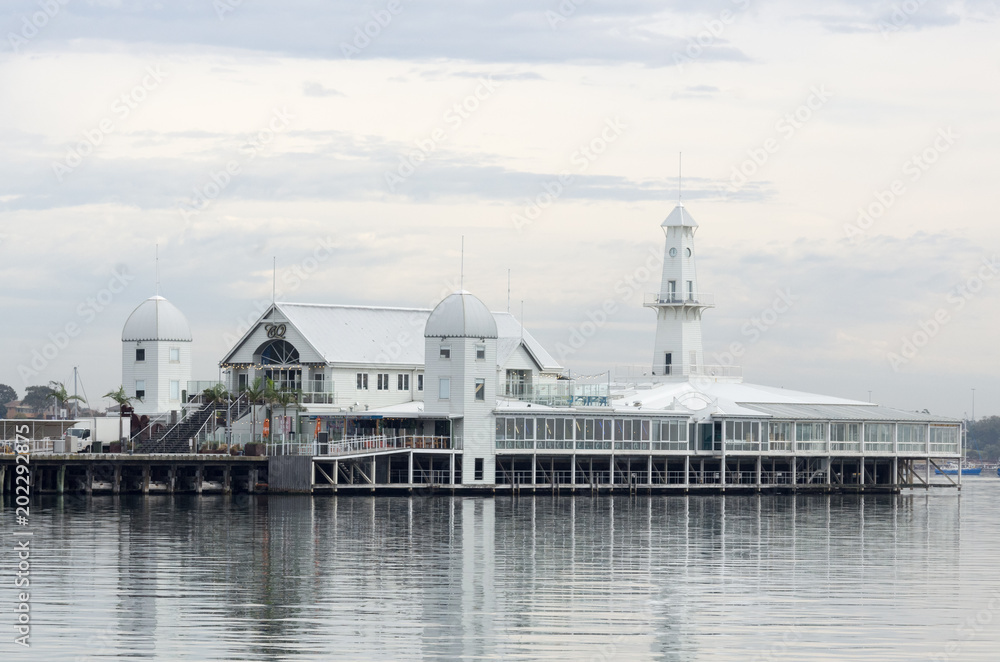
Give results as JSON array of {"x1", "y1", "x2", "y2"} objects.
[
  {"x1": 133, "y1": 380, "x2": 181, "y2": 401},
  {"x1": 357, "y1": 373, "x2": 422, "y2": 391},
  {"x1": 497, "y1": 417, "x2": 960, "y2": 447},
  {"x1": 135, "y1": 348, "x2": 181, "y2": 363},
  {"x1": 437, "y1": 377, "x2": 486, "y2": 401},
  {"x1": 496, "y1": 417, "x2": 689, "y2": 442},
  {"x1": 440, "y1": 345, "x2": 487, "y2": 360}
]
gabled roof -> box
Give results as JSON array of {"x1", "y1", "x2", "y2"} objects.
[
  {"x1": 493, "y1": 312, "x2": 562, "y2": 372},
  {"x1": 220, "y1": 302, "x2": 563, "y2": 371}
]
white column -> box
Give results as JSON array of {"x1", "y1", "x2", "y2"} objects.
[{"x1": 408, "y1": 451, "x2": 414, "y2": 485}]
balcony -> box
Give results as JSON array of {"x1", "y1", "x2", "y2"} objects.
[
  {"x1": 501, "y1": 381, "x2": 611, "y2": 408},
  {"x1": 643, "y1": 292, "x2": 715, "y2": 307}
]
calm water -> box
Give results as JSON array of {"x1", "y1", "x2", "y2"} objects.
[{"x1": 4, "y1": 481, "x2": 1000, "y2": 661}]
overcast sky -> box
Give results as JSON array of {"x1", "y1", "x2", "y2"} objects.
[{"x1": 2, "y1": 0, "x2": 997, "y2": 419}]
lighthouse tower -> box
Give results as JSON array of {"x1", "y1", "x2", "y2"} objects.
[{"x1": 644, "y1": 204, "x2": 714, "y2": 378}]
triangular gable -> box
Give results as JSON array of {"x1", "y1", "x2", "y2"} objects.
[{"x1": 220, "y1": 304, "x2": 327, "y2": 366}]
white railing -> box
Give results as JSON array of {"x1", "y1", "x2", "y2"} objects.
[
  {"x1": 644, "y1": 292, "x2": 715, "y2": 306},
  {"x1": 1, "y1": 439, "x2": 55, "y2": 454},
  {"x1": 317, "y1": 435, "x2": 458, "y2": 456}
]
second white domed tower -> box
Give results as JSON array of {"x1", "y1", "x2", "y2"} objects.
[
  {"x1": 121, "y1": 295, "x2": 193, "y2": 415},
  {"x1": 424, "y1": 291, "x2": 498, "y2": 484}
]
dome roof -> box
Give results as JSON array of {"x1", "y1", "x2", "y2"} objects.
[
  {"x1": 122, "y1": 296, "x2": 193, "y2": 342},
  {"x1": 425, "y1": 291, "x2": 498, "y2": 339}
]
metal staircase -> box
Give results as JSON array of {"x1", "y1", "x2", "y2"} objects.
[{"x1": 134, "y1": 393, "x2": 253, "y2": 454}]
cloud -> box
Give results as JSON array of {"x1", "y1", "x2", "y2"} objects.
[{"x1": 302, "y1": 81, "x2": 344, "y2": 97}]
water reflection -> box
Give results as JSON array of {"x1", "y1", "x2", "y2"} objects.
[{"x1": 15, "y1": 486, "x2": 998, "y2": 661}]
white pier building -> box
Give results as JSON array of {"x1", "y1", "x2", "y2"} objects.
[{"x1": 207, "y1": 203, "x2": 962, "y2": 493}]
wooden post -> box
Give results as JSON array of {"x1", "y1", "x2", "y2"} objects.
[
  {"x1": 223, "y1": 465, "x2": 232, "y2": 494},
  {"x1": 196, "y1": 466, "x2": 203, "y2": 494},
  {"x1": 113, "y1": 465, "x2": 122, "y2": 494},
  {"x1": 85, "y1": 466, "x2": 93, "y2": 495},
  {"x1": 0, "y1": 465, "x2": 5, "y2": 495},
  {"x1": 142, "y1": 465, "x2": 150, "y2": 494},
  {"x1": 167, "y1": 466, "x2": 175, "y2": 493},
  {"x1": 248, "y1": 468, "x2": 257, "y2": 494},
  {"x1": 57, "y1": 465, "x2": 66, "y2": 494}
]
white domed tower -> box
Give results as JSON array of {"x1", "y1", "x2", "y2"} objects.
[
  {"x1": 645, "y1": 204, "x2": 714, "y2": 378},
  {"x1": 424, "y1": 291, "x2": 498, "y2": 485},
  {"x1": 121, "y1": 295, "x2": 193, "y2": 415}
]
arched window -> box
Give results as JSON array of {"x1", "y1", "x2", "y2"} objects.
[{"x1": 259, "y1": 339, "x2": 299, "y2": 365}]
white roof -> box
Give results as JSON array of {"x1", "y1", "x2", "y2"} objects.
[
  {"x1": 425, "y1": 291, "x2": 498, "y2": 339},
  {"x1": 122, "y1": 296, "x2": 192, "y2": 342},
  {"x1": 604, "y1": 380, "x2": 956, "y2": 422},
  {"x1": 224, "y1": 302, "x2": 562, "y2": 370},
  {"x1": 661, "y1": 204, "x2": 697, "y2": 228}
]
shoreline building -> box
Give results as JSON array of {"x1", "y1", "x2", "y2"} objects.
[
  {"x1": 208, "y1": 203, "x2": 962, "y2": 492},
  {"x1": 122, "y1": 295, "x2": 193, "y2": 417}
]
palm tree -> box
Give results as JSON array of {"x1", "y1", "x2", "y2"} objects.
[
  {"x1": 47, "y1": 381, "x2": 86, "y2": 419},
  {"x1": 103, "y1": 386, "x2": 136, "y2": 448}
]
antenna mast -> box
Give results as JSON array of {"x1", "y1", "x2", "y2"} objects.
[
  {"x1": 678, "y1": 152, "x2": 683, "y2": 206},
  {"x1": 507, "y1": 269, "x2": 511, "y2": 313}
]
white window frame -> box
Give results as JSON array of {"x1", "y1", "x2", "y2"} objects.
[{"x1": 439, "y1": 377, "x2": 451, "y2": 400}]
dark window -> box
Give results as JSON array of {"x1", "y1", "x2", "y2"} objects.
[
  {"x1": 417, "y1": 374, "x2": 423, "y2": 391},
  {"x1": 440, "y1": 345, "x2": 451, "y2": 359},
  {"x1": 475, "y1": 379, "x2": 485, "y2": 401},
  {"x1": 664, "y1": 352, "x2": 672, "y2": 375},
  {"x1": 476, "y1": 345, "x2": 486, "y2": 360},
  {"x1": 356, "y1": 373, "x2": 368, "y2": 390},
  {"x1": 135, "y1": 348, "x2": 145, "y2": 362},
  {"x1": 474, "y1": 458, "x2": 484, "y2": 481},
  {"x1": 397, "y1": 374, "x2": 409, "y2": 391},
  {"x1": 377, "y1": 373, "x2": 389, "y2": 390}
]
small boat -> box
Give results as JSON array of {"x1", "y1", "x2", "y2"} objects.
[{"x1": 935, "y1": 464, "x2": 982, "y2": 476}]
